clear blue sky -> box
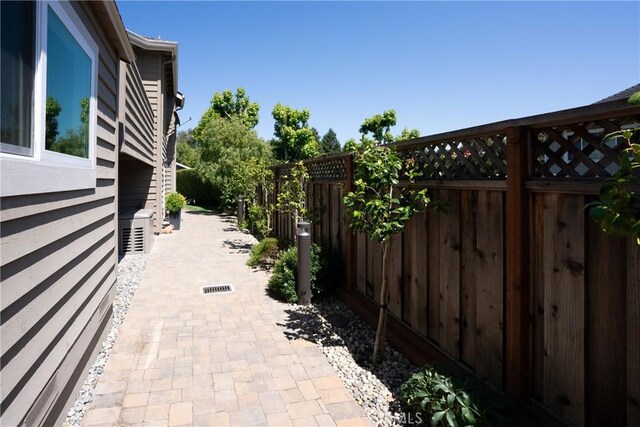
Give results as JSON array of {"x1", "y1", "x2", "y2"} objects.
[{"x1": 118, "y1": 1, "x2": 640, "y2": 144}]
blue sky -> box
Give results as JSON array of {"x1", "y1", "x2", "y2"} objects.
[{"x1": 118, "y1": 1, "x2": 640, "y2": 144}]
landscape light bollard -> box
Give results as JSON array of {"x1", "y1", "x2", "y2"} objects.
[
  {"x1": 237, "y1": 198, "x2": 244, "y2": 226},
  {"x1": 296, "y1": 221, "x2": 311, "y2": 305}
]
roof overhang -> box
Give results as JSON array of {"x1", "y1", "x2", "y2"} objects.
[
  {"x1": 96, "y1": 1, "x2": 135, "y2": 62},
  {"x1": 127, "y1": 30, "x2": 178, "y2": 96}
]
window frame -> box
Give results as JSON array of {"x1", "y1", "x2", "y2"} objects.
[{"x1": 0, "y1": 0, "x2": 99, "y2": 197}]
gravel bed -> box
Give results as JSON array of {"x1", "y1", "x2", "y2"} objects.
[
  {"x1": 285, "y1": 299, "x2": 419, "y2": 426},
  {"x1": 65, "y1": 254, "x2": 148, "y2": 426}
]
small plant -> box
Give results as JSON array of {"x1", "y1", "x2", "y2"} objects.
[
  {"x1": 247, "y1": 237, "x2": 279, "y2": 267},
  {"x1": 165, "y1": 192, "x2": 186, "y2": 213},
  {"x1": 267, "y1": 244, "x2": 330, "y2": 303},
  {"x1": 401, "y1": 366, "x2": 481, "y2": 427},
  {"x1": 276, "y1": 161, "x2": 309, "y2": 241}
]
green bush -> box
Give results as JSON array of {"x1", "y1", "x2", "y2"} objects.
[
  {"x1": 247, "y1": 237, "x2": 279, "y2": 267},
  {"x1": 246, "y1": 203, "x2": 270, "y2": 237},
  {"x1": 165, "y1": 192, "x2": 186, "y2": 213},
  {"x1": 401, "y1": 366, "x2": 481, "y2": 426},
  {"x1": 268, "y1": 244, "x2": 333, "y2": 303},
  {"x1": 176, "y1": 169, "x2": 220, "y2": 206}
]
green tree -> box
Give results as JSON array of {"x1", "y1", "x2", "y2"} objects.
[
  {"x1": 359, "y1": 109, "x2": 397, "y2": 144},
  {"x1": 271, "y1": 103, "x2": 319, "y2": 162},
  {"x1": 176, "y1": 130, "x2": 200, "y2": 167},
  {"x1": 45, "y1": 96, "x2": 61, "y2": 149},
  {"x1": 397, "y1": 127, "x2": 420, "y2": 141},
  {"x1": 312, "y1": 127, "x2": 322, "y2": 152},
  {"x1": 194, "y1": 87, "x2": 259, "y2": 140},
  {"x1": 343, "y1": 138, "x2": 360, "y2": 152},
  {"x1": 196, "y1": 116, "x2": 271, "y2": 209},
  {"x1": 343, "y1": 138, "x2": 433, "y2": 363},
  {"x1": 320, "y1": 128, "x2": 341, "y2": 153}
]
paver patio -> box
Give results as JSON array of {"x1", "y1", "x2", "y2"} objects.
[{"x1": 82, "y1": 211, "x2": 370, "y2": 427}]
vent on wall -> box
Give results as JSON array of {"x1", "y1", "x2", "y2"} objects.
[
  {"x1": 118, "y1": 209, "x2": 154, "y2": 255},
  {"x1": 121, "y1": 226, "x2": 144, "y2": 254}
]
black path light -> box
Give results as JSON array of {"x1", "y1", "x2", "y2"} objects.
[{"x1": 296, "y1": 221, "x2": 311, "y2": 305}]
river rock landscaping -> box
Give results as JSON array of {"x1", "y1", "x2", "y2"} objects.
[{"x1": 64, "y1": 254, "x2": 148, "y2": 426}]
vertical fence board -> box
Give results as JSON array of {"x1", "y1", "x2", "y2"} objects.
[
  {"x1": 427, "y1": 190, "x2": 442, "y2": 344},
  {"x1": 531, "y1": 193, "x2": 546, "y2": 401},
  {"x1": 331, "y1": 185, "x2": 341, "y2": 252},
  {"x1": 439, "y1": 190, "x2": 461, "y2": 359},
  {"x1": 356, "y1": 232, "x2": 367, "y2": 294},
  {"x1": 586, "y1": 220, "x2": 626, "y2": 426},
  {"x1": 409, "y1": 211, "x2": 428, "y2": 336},
  {"x1": 542, "y1": 193, "x2": 585, "y2": 426},
  {"x1": 322, "y1": 184, "x2": 330, "y2": 247},
  {"x1": 312, "y1": 183, "x2": 321, "y2": 244},
  {"x1": 460, "y1": 191, "x2": 478, "y2": 368},
  {"x1": 628, "y1": 240, "x2": 640, "y2": 426},
  {"x1": 387, "y1": 233, "x2": 403, "y2": 319},
  {"x1": 475, "y1": 190, "x2": 504, "y2": 386}
]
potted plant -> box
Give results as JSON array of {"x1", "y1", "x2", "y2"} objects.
[{"x1": 166, "y1": 192, "x2": 186, "y2": 230}]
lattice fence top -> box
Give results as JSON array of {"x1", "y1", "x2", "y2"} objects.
[
  {"x1": 306, "y1": 157, "x2": 347, "y2": 181},
  {"x1": 398, "y1": 134, "x2": 508, "y2": 180},
  {"x1": 532, "y1": 115, "x2": 640, "y2": 178}
]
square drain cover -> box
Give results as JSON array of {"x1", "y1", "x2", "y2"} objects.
[{"x1": 202, "y1": 284, "x2": 233, "y2": 295}]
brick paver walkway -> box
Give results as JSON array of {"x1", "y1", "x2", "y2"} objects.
[{"x1": 82, "y1": 212, "x2": 370, "y2": 427}]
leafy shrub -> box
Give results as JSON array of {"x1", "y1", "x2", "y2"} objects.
[
  {"x1": 246, "y1": 203, "x2": 270, "y2": 237},
  {"x1": 176, "y1": 169, "x2": 220, "y2": 206},
  {"x1": 247, "y1": 237, "x2": 279, "y2": 267},
  {"x1": 401, "y1": 366, "x2": 481, "y2": 426},
  {"x1": 165, "y1": 192, "x2": 186, "y2": 213},
  {"x1": 268, "y1": 244, "x2": 334, "y2": 303}
]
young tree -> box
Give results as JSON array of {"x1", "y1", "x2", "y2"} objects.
[
  {"x1": 320, "y1": 128, "x2": 341, "y2": 153},
  {"x1": 276, "y1": 161, "x2": 309, "y2": 241},
  {"x1": 343, "y1": 138, "x2": 432, "y2": 363},
  {"x1": 359, "y1": 109, "x2": 397, "y2": 144},
  {"x1": 271, "y1": 103, "x2": 319, "y2": 162}
]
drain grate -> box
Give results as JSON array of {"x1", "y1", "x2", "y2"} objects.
[{"x1": 201, "y1": 284, "x2": 233, "y2": 295}]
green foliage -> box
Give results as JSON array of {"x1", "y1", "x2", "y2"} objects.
[
  {"x1": 246, "y1": 203, "x2": 271, "y2": 237},
  {"x1": 588, "y1": 128, "x2": 640, "y2": 245},
  {"x1": 46, "y1": 96, "x2": 61, "y2": 148},
  {"x1": 176, "y1": 130, "x2": 200, "y2": 167},
  {"x1": 343, "y1": 138, "x2": 431, "y2": 243},
  {"x1": 176, "y1": 169, "x2": 220, "y2": 206},
  {"x1": 401, "y1": 367, "x2": 482, "y2": 427},
  {"x1": 397, "y1": 127, "x2": 421, "y2": 141},
  {"x1": 320, "y1": 128, "x2": 341, "y2": 153},
  {"x1": 271, "y1": 103, "x2": 320, "y2": 161},
  {"x1": 628, "y1": 91, "x2": 640, "y2": 105},
  {"x1": 194, "y1": 88, "x2": 259, "y2": 140},
  {"x1": 267, "y1": 244, "x2": 329, "y2": 303},
  {"x1": 165, "y1": 192, "x2": 187, "y2": 213},
  {"x1": 359, "y1": 109, "x2": 397, "y2": 144},
  {"x1": 276, "y1": 162, "x2": 309, "y2": 231},
  {"x1": 343, "y1": 138, "x2": 361, "y2": 152},
  {"x1": 247, "y1": 237, "x2": 279, "y2": 267},
  {"x1": 195, "y1": 116, "x2": 271, "y2": 210}
]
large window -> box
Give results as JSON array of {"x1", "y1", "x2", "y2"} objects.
[
  {"x1": 0, "y1": 1, "x2": 36, "y2": 156},
  {"x1": 0, "y1": 1, "x2": 98, "y2": 196},
  {"x1": 0, "y1": 0, "x2": 96, "y2": 162}
]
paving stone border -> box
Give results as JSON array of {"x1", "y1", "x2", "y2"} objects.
[{"x1": 65, "y1": 254, "x2": 148, "y2": 426}]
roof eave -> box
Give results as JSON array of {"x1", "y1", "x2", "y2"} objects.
[
  {"x1": 127, "y1": 30, "x2": 178, "y2": 95},
  {"x1": 102, "y1": 0, "x2": 135, "y2": 62}
]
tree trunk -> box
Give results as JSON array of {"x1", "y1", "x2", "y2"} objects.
[{"x1": 372, "y1": 239, "x2": 390, "y2": 364}]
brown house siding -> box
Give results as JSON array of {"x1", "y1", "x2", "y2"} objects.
[{"x1": 0, "y1": 2, "x2": 121, "y2": 425}]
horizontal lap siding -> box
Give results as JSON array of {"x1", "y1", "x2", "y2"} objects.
[
  {"x1": 122, "y1": 62, "x2": 155, "y2": 166},
  {"x1": 0, "y1": 2, "x2": 119, "y2": 424}
]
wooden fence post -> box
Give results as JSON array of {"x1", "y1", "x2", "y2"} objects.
[
  {"x1": 344, "y1": 153, "x2": 355, "y2": 290},
  {"x1": 273, "y1": 167, "x2": 280, "y2": 237},
  {"x1": 505, "y1": 126, "x2": 531, "y2": 397}
]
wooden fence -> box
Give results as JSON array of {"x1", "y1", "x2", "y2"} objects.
[{"x1": 268, "y1": 99, "x2": 640, "y2": 427}]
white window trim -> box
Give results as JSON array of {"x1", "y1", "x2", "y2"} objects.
[{"x1": 0, "y1": 0, "x2": 99, "y2": 197}]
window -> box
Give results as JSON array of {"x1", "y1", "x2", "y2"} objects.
[
  {"x1": 0, "y1": 1, "x2": 36, "y2": 156},
  {"x1": 0, "y1": 1, "x2": 98, "y2": 196}
]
